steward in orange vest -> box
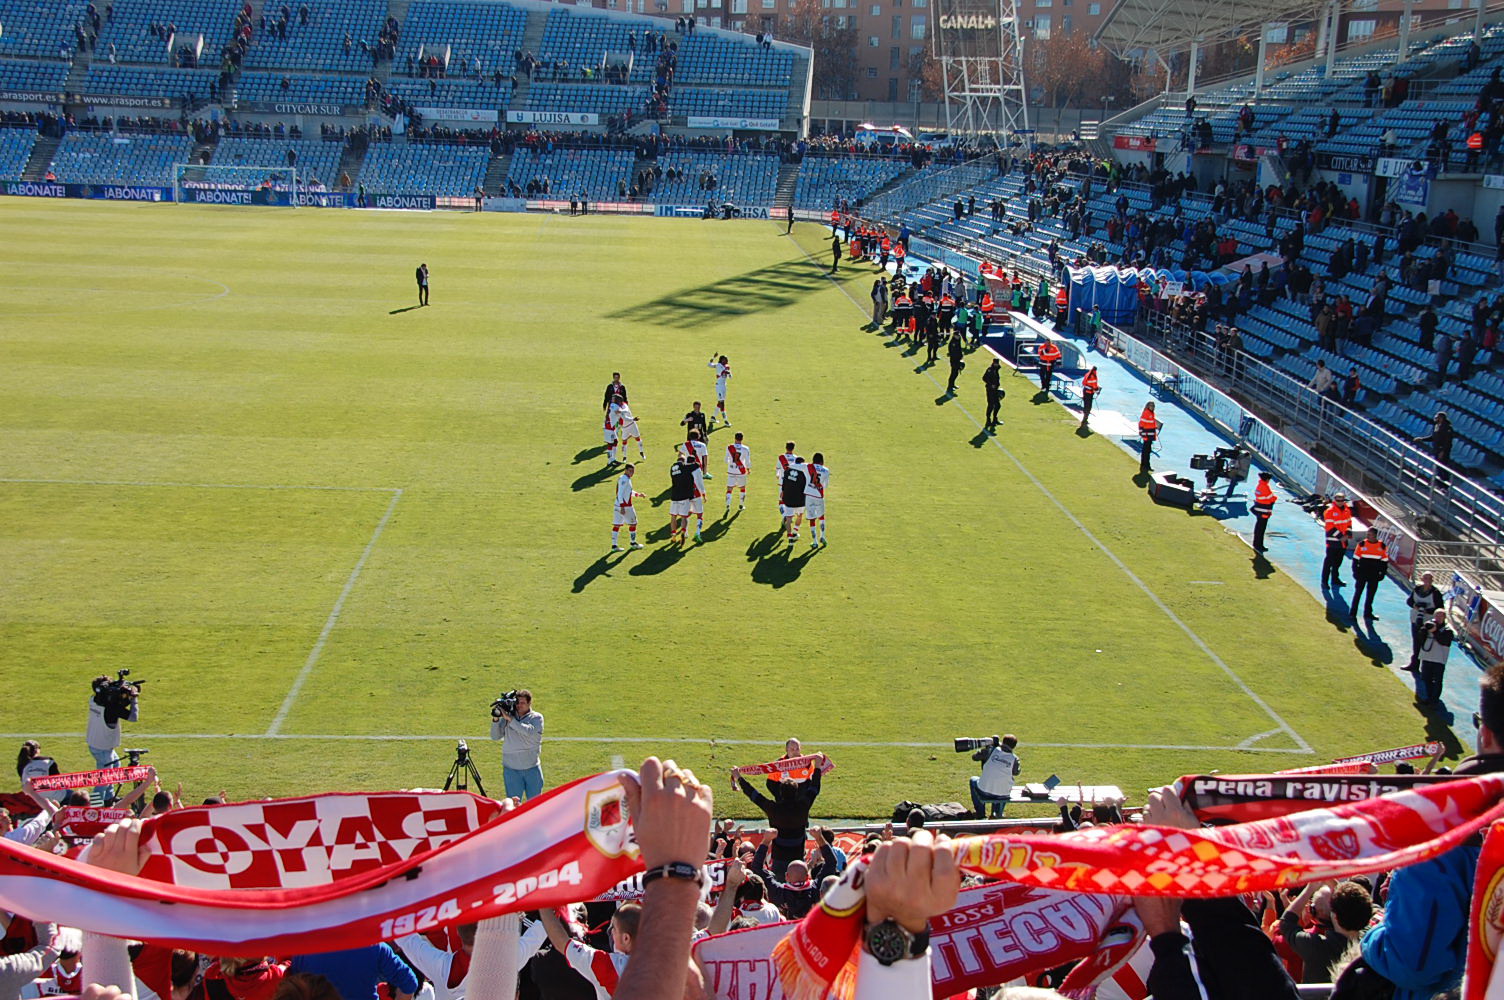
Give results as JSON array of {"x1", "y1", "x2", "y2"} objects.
[
  {"x1": 1350, "y1": 526, "x2": 1389, "y2": 619},
  {"x1": 1080, "y1": 367, "x2": 1100, "y2": 428},
  {"x1": 1037, "y1": 339, "x2": 1063, "y2": 393},
  {"x1": 1321, "y1": 493, "x2": 1354, "y2": 588},
  {"x1": 1252, "y1": 471, "x2": 1276, "y2": 552},
  {"x1": 1138, "y1": 402, "x2": 1160, "y2": 474}
]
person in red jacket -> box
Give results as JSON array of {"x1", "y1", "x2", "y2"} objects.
[
  {"x1": 207, "y1": 957, "x2": 291, "y2": 1000},
  {"x1": 1080, "y1": 367, "x2": 1100, "y2": 428},
  {"x1": 1037, "y1": 339, "x2": 1063, "y2": 393}
]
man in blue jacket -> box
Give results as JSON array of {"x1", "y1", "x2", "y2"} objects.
[{"x1": 1362, "y1": 662, "x2": 1504, "y2": 999}]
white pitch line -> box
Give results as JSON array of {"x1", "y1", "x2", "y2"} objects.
[
  {"x1": 796, "y1": 242, "x2": 1313, "y2": 755},
  {"x1": 0, "y1": 477, "x2": 399, "y2": 493},
  {"x1": 266, "y1": 488, "x2": 405, "y2": 735},
  {"x1": 0, "y1": 732, "x2": 1303, "y2": 753}
]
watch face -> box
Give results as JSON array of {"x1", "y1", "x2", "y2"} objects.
[{"x1": 865, "y1": 921, "x2": 910, "y2": 966}]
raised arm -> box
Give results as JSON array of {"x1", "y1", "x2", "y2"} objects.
[{"x1": 538, "y1": 908, "x2": 574, "y2": 955}]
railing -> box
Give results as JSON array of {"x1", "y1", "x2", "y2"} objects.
[
  {"x1": 865, "y1": 157, "x2": 997, "y2": 221},
  {"x1": 906, "y1": 225, "x2": 1504, "y2": 550}
]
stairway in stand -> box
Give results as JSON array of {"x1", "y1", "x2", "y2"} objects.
[
  {"x1": 21, "y1": 135, "x2": 62, "y2": 181},
  {"x1": 773, "y1": 159, "x2": 800, "y2": 216},
  {"x1": 482, "y1": 152, "x2": 511, "y2": 195}
]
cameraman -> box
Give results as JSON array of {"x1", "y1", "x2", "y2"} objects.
[
  {"x1": 968, "y1": 734, "x2": 1021, "y2": 819},
  {"x1": 488, "y1": 690, "x2": 544, "y2": 800},
  {"x1": 86, "y1": 675, "x2": 139, "y2": 805}
]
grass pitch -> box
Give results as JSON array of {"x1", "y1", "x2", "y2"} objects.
[{"x1": 0, "y1": 199, "x2": 1434, "y2": 817}]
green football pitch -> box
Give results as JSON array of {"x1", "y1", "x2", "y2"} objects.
[{"x1": 0, "y1": 199, "x2": 1428, "y2": 817}]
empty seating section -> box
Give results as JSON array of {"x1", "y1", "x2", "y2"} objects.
[
  {"x1": 84, "y1": 64, "x2": 217, "y2": 100},
  {"x1": 48, "y1": 130, "x2": 193, "y2": 183},
  {"x1": 387, "y1": 76, "x2": 512, "y2": 110},
  {"x1": 95, "y1": 0, "x2": 236, "y2": 63},
  {"x1": 0, "y1": 127, "x2": 36, "y2": 179},
  {"x1": 674, "y1": 86, "x2": 782, "y2": 120},
  {"x1": 524, "y1": 82, "x2": 645, "y2": 115},
  {"x1": 651, "y1": 150, "x2": 776, "y2": 205},
  {"x1": 539, "y1": 9, "x2": 657, "y2": 83},
  {"x1": 208, "y1": 136, "x2": 343, "y2": 185},
  {"x1": 1316, "y1": 101, "x2": 1468, "y2": 158},
  {"x1": 0, "y1": 59, "x2": 69, "y2": 95},
  {"x1": 505, "y1": 147, "x2": 634, "y2": 200},
  {"x1": 398, "y1": 0, "x2": 526, "y2": 79},
  {"x1": 0, "y1": 0, "x2": 89, "y2": 57},
  {"x1": 677, "y1": 35, "x2": 792, "y2": 87},
  {"x1": 792, "y1": 155, "x2": 907, "y2": 210},
  {"x1": 357, "y1": 140, "x2": 486, "y2": 194},
  {"x1": 236, "y1": 71, "x2": 365, "y2": 104},
  {"x1": 245, "y1": 0, "x2": 385, "y2": 71}
]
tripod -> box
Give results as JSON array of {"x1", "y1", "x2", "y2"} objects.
[{"x1": 444, "y1": 741, "x2": 487, "y2": 796}]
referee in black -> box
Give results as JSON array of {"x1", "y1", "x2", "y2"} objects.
[
  {"x1": 983, "y1": 358, "x2": 1004, "y2": 431},
  {"x1": 945, "y1": 332, "x2": 966, "y2": 394}
]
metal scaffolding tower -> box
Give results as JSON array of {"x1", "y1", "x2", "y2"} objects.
[{"x1": 934, "y1": 0, "x2": 1030, "y2": 142}]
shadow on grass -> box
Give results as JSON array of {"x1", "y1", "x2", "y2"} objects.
[
  {"x1": 571, "y1": 552, "x2": 625, "y2": 593},
  {"x1": 935, "y1": 391, "x2": 954, "y2": 405},
  {"x1": 970, "y1": 430, "x2": 992, "y2": 448},
  {"x1": 749, "y1": 540, "x2": 818, "y2": 588},
  {"x1": 605, "y1": 260, "x2": 835, "y2": 329},
  {"x1": 746, "y1": 528, "x2": 785, "y2": 561},
  {"x1": 574, "y1": 446, "x2": 607, "y2": 465},
  {"x1": 1251, "y1": 553, "x2": 1277, "y2": 580},
  {"x1": 389, "y1": 305, "x2": 422, "y2": 315},
  {"x1": 1351, "y1": 618, "x2": 1394, "y2": 667},
  {"x1": 1421, "y1": 703, "x2": 1465, "y2": 760},
  {"x1": 571, "y1": 465, "x2": 616, "y2": 492},
  {"x1": 703, "y1": 510, "x2": 738, "y2": 542},
  {"x1": 1031, "y1": 390, "x2": 1051, "y2": 405},
  {"x1": 628, "y1": 542, "x2": 689, "y2": 576},
  {"x1": 1075, "y1": 425, "x2": 1094, "y2": 438}
]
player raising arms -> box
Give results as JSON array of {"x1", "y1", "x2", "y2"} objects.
[
  {"x1": 610, "y1": 394, "x2": 645, "y2": 462},
  {"x1": 707, "y1": 355, "x2": 732, "y2": 427},
  {"x1": 611, "y1": 464, "x2": 645, "y2": 551},
  {"x1": 724, "y1": 432, "x2": 751, "y2": 513},
  {"x1": 804, "y1": 452, "x2": 831, "y2": 548}
]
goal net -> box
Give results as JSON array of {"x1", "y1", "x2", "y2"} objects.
[{"x1": 173, "y1": 162, "x2": 301, "y2": 206}]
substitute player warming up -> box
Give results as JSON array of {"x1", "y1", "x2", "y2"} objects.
[
  {"x1": 725, "y1": 432, "x2": 751, "y2": 512},
  {"x1": 708, "y1": 355, "x2": 733, "y2": 427},
  {"x1": 612, "y1": 465, "x2": 645, "y2": 550},
  {"x1": 780, "y1": 455, "x2": 808, "y2": 545},
  {"x1": 805, "y1": 452, "x2": 831, "y2": 547}
]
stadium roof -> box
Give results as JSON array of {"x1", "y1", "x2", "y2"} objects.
[{"x1": 1093, "y1": 0, "x2": 1326, "y2": 56}]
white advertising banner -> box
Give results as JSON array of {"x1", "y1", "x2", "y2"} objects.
[{"x1": 505, "y1": 111, "x2": 600, "y2": 125}]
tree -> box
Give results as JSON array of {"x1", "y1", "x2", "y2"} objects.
[
  {"x1": 1030, "y1": 32, "x2": 1128, "y2": 108},
  {"x1": 909, "y1": 48, "x2": 944, "y2": 102},
  {"x1": 776, "y1": 0, "x2": 861, "y2": 99}
]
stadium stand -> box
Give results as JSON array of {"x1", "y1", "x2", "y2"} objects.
[
  {"x1": 0, "y1": 0, "x2": 90, "y2": 58},
  {"x1": 357, "y1": 139, "x2": 488, "y2": 195},
  {"x1": 537, "y1": 7, "x2": 660, "y2": 84},
  {"x1": 206, "y1": 136, "x2": 343, "y2": 186},
  {"x1": 0, "y1": 126, "x2": 36, "y2": 180},
  {"x1": 93, "y1": 0, "x2": 238, "y2": 64},
  {"x1": 672, "y1": 86, "x2": 784, "y2": 120},
  {"x1": 0, "y1": 59, "x2": 69, "y2": 96},
  {"x1": 792, "y1": 154, "x2": 909, "y2": 211},
  {"x1": 523, "y1": 82, "x2": 646, "y2": 116},
  {"x1": 385, "y1": 75, "x2": 513, "y2": 111},
  {"x1": 82, "y1": 64, "x2": 218, "y2": 102},
  {"x1": 504, "y1": 146, "x2": 635, "y2": 201},
  {"x1": 234, "y1": 70, "x2": 366, "y2": 105},
  {"x1": 649, "y1": 149, "x2": 777, "y2": 206},
  {"x1": 397, "y1": 0, "x2": 527, "y2": 80},
  {"x1": 243, "y1": 0, "x2": 387, "y2": 72},
  {"x1": 48, "y1": 130, "x2": 193, "y2": 183}
]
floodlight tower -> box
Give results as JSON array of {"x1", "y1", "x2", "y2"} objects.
[{"x1": 933, "y1": 0, "x2": 1029, "y2": 142}]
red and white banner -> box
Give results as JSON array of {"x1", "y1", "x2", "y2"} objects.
[
  {"x1": 31, "y1": 767, "x2": 153, "y2": 791},
  {"x1": 0, "y1": 772, "x2": 643, "y2": 955},
  {"x1": 731, "y1": 754, "x2": 834, "y2": 789},
  {"x1": 1466, "y1": 822, "x2": 1504, "y2": 1000},
  {"x1": 696, "y1": 882, "x2": 1137, "y2": 1000},
  {"x1": 1112, "y1": 135, "x2": 1157, "y2": 152},
  {"x1": 55, "y1": 807, "x2": 130, "y2": 839},
  {"x1": 1333, "y1": 742, "x2": 1444, "y2": 767},
  {"x1": 1276, "y1": 761, "x2": 1378, "y2": 776},
  {"x1": 597, "y1": 858, "x2": 732, "y2": 902},
  {"x1": 1175, "y1": 772, "x2": 1451, "y2": 824}
]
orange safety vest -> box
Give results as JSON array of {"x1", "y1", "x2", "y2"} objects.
[
  {"x1": 1082, "y1": 370, "x2": 1100, "y2": 396},
  {"x1": 1324, "y1": 503, "x2": 1353, "y2": 537},
  {"x1": 895, "y1": 244, "x2": 906, "y2": 259},
  {"x1": 881, "y1": 236, "x2": 891, "y2": 252},
  {"x1": 1253, "y1": 478, "x2": 1276, "y2": 517},
  {"x1": 1055, "y1": 287, "x2": 1068, "y2": 307},
  {"x1": 1138, "y1": 406, "x2": 1160, "y2": 440},
  {"x1": 830, "y1": 210, "x2": 839, "y2": 224},
  {"x1": 1038, "y1": 341, "x2": 1062, "y2": 366},
  {"x1": 1353, "y1": 538, "x2": 1389, "y2": 564},
  {"x1": 979, "y1": 293, "x2": 994, "y2": 313}
]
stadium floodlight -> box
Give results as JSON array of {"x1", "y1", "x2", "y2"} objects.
[
  {"x1": 933, "y1": 0, "x2": 1029, "y2": 144},
  {"x1": 173, "y1": 162, "x2": 302, "y2": 206}
]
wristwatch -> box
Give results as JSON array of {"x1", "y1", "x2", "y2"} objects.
[
  {"x1": 640, "y1": 861, "x2": 705, "y2": 889},
  {"x1": 863, "y1": 918, "x2": 930, "y2": 966}
]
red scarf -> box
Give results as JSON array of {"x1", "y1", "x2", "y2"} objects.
[
  {"x1": 32, "y1": 766, "x2": 153, "y2": 790},
  {"x1": 1466, "y1": 821, "x2": 1504, "y2": 1000},
  {"x1": 731, "y1": 754, "x2": 834, "y2": 789}
]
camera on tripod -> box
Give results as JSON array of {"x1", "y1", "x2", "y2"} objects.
[
  {"x1": 953, "y1": 736, "x2": 1001, "y2": 753},
  {"x1": 1188, "y1": 446, "x2": 1252, "y2": 489},
  {"x1": 445, "y1": 739, "x2": 485, "y2": 795},
  {"x1": 491, "y1": 690, "x2": 521, "y2": 719}
]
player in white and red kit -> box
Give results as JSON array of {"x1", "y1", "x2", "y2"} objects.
[
  {"x1": 707, "y1": 354, "x2": 732, "y2": 427},
  {"x1": 775, "y1": 441, "x2": 797, "y2": 520},
  {"x1": 804, "y1": 452, "x2": 831, "y2": 548},
  {"x1": 724, "y1": 432, "x2": 750, "y2": 512},
  {"x1": 602, "y1": 408, "x2": 618, "y2": 465},
  {"x1": 680, "y1": 430, "x2": 709, "y2": 541},
  {"x1": 611, "y1": 464, "x2": 645, "y2": 551},
  {"x1": 610, "y1": 395, "x2": 645, "y2": 461}
]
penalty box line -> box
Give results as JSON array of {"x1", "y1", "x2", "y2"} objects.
[
  {"x1": 0, "y1": 732, "x2": 1304, "y2": 754},
  {"x1": 791, "y1": 239, "x2": 1313, "y2": 756}
]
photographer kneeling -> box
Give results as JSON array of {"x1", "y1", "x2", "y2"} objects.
[
  {"x1": 965, "y1": 734, "x2": 1020, "y2": 819},
  {"x1": 488, "y1": 690, "x2": 544, "y2": 801}
]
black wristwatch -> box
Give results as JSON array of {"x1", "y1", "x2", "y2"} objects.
[
  {"x1": 640, "y1": 861, "x2": 705, "y2": 889},
  {"x1": 863, "y1": 918, "x2": 930, "y2": 966}
]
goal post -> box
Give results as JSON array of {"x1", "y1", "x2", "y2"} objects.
[{"x1": 173, "y1": 162, "x2": 300, "y2": 205}]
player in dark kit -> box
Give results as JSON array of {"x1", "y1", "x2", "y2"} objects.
[
  {"x1": 668, "y1": 455, "x2": 699, "y2": 544},
  {"x1": 602, "y1": 373, "x2": 628, "y2": 412},
  {"x1": 415, "y1": 263, "x2": 429, "y2": 306},
  {"x1": 780, "y1": 456, "x2": 809, "y2": 545},
  {"x1": 681, "y1": 401, "x2": 709, "y2": 443}
]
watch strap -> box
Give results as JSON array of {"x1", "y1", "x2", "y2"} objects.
[{"x1": 641, "y1": 861, "x2": 704, "y2": 888}]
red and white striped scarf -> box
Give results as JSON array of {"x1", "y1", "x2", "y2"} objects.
[{"x1": 0, "y1": 771, "x2": 641, "y2": 956}]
